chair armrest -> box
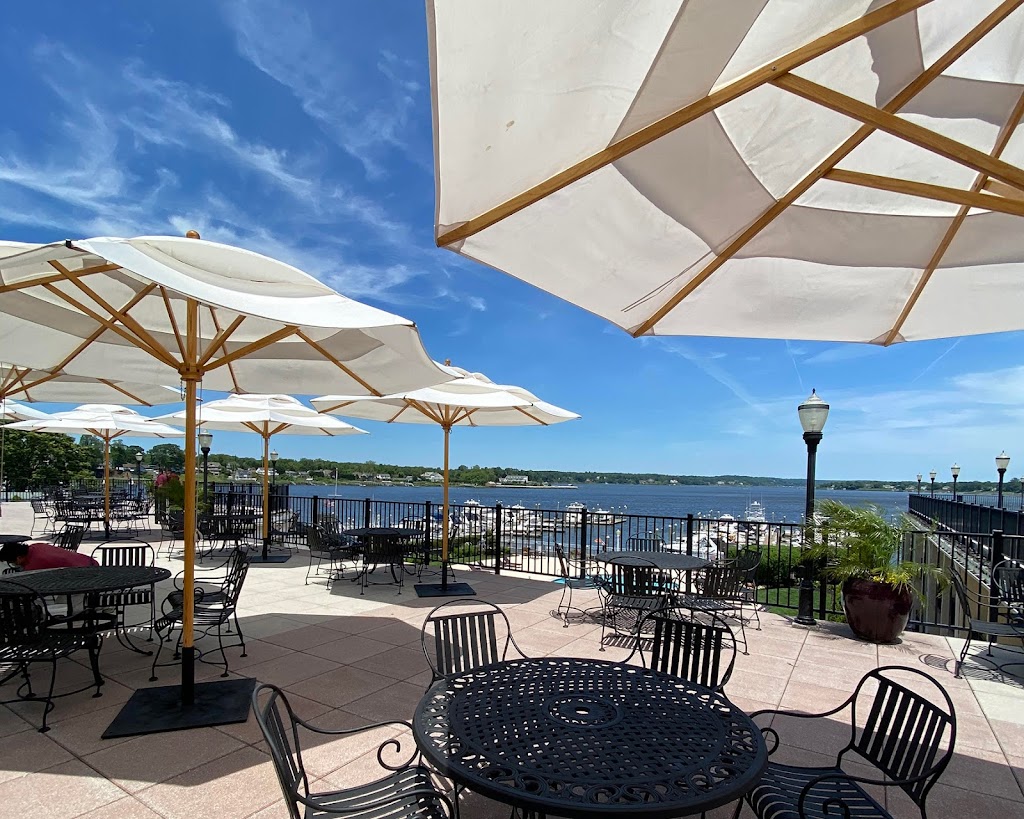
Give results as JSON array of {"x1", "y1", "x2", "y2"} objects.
[{"x1": 750, "y1": 702, "x2": 854, "y2": 756}]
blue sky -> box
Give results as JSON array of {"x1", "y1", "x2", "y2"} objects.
[{"x1": 1, "y1": 1, "x2": 1021, "y2": 482}]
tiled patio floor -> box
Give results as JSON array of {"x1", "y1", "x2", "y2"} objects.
[{"x1": 1, "y1": 503, "x2": 1022, "y2": 818}]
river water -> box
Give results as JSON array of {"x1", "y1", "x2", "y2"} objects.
[{"x1": 280, "y1": 481, "x2": 908, "y2": 522}]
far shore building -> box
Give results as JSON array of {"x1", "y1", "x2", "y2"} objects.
[
  {"x1": 500, "y1": 475, "x2": 530, "y2": 485},
  {"x1": 421, "y1": 471, "x2": 444, "y2": 482}
]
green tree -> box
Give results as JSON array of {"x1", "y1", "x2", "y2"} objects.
[
  {"x1": 147, "y1": 443, "x2": 185, "y2": 471},
  {"x1": 2, "y1": 429, "x2": 94, "y2": 490}
]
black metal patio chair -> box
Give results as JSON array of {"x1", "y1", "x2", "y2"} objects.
[
  {"x1": 89, "y1": 539, "x2": 157, "y2": 653},
  {"x1": 0, "y1": 580, "x2": 104, "y2": 732},
  {"x1": 150, "y1": 548, "x2": 249, "y2": 680},
  {"x1": 51, "y1": 524, "x2": 87, "y2": 553},
  {"x1": 722, "y1": 545, "x2": 763, "y2": 631},
  {"x1": 625, "y1": 608, "x2": 737, "y2": 692},
  {"x1": 597, "y1": 555, "x2": 670, "y2": 649},
  {"x1": 626, "y1": 534, "x2": 665, "y2": 552},
  {"x1": 421, "y1": 598, "x2": 527, "y2": 687},
  {"x1": 676, "y1": 562, "x2": 751, "y2": 653},
  {"x1": 552, "y1": 542, "x2": 602, "y2": 627},
  {"x1": 29, "y1": 499, "x2": 54, "y2": 537},
  {"x1": 253, "y1": 683, "x2": 453, "y2": 819},
  {"x1": 949, "y1": 568, "x2": 1024, "y2": 677},
  {"x1": 736, "y1": 666, "x2": 956, "y2": 819},
  {"x1": 305, "y1": 524, "x2": 358, "y2": 588},
  {"x1": 993, "y1": 559, "x2": 1024, "y2": 623}
]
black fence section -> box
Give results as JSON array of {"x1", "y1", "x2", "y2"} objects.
[
  {"x1": 3, "y1": 476, "x2": 154, "y2": 503},
  {"x1": 910, "y1": 493, "x2": 1024, "y2": 553}
]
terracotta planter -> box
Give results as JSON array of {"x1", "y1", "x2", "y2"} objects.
[{"x1": 841, "y1": 578, "x2": 912, "y2": 643}]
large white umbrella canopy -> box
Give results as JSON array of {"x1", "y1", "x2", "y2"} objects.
[
  {"x1": 7, "y1": 404, "x2": 183, "y2": 533},
  {"x1": 0, "y1": 363, "x2": 181, "y2": 406},
  {"x1": 0, "y1": 233, "x2": 447, "y2": 709},
  {"x1": 0, "y1": 399, "x2": 48, "y2": 422},
  {"x1": 429, "y1": 0, "x2": 1024, "y2": 344},
  {"x1": 313, "y1": 363, "x2": 579, "y2": 588},
  {"x1": 156, "y1": 393, "x2": 367, "y2": 555},
  {"x1": 6, "y1": 403, "x2": 181, "y2": 532}
]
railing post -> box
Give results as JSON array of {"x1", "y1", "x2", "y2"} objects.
[
  {"x1": 363, "y1": 497, "x2": 372, "y2": 529},
  {"x1": 494, "y1": 502, "x2": 503, "y2": 575},
  {"x1": 424, "y1": 500, "x2": 433, "y2": 568},
  {"x1": 685, "y1": 514, "x2": 694, "y2": 556},
  {"x1": 990, "y1": 529, "x2": 1004, "y2": 625},
  {"x1": 311, "y1": 496, "x2": 319, "y2": 528}
]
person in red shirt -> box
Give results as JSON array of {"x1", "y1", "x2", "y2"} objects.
[{"x1": 0, "y1": 540, "x2": 98, "y2": 570}]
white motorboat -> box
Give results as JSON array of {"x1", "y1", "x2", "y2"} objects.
[
  {"x1": 744, "y1": 500, "x2": 767, "y2": 523},
  {"x1": 563, "y1": 501, "x2": 586, "y2": 526}
]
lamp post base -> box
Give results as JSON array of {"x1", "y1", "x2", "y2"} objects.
[{"x1": 794, "y1": 566, "x2": 816, "y2": 627}]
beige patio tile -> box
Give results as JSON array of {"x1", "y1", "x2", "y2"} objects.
[
  {"x1": 75, "y1": 796, "x2": 165, "y2": 819},
  {"x1": 344, "y1": 680, "x2": 424, "y2": 724},
  {"x1": 42, "y1": 701, "x2": 138, "y2": 758},
  {"x1": 83, "y1": 725, "x2": 245, "y2": 793},
  {"x1": 239, "y1": 651, "x2": 340, "y2": 688},
  {"x1": 896, "y1": 781, "x2": 1024, "y2": 819},
  {"x1": 287, "y1": 665, "x2": 395, "y2": 709},
  {"x1": 940, "y1": 746, "x2": 1022, "y2": 802},
  {"x1": 216, "y1": 689, "x2": 333, "y2": 746},
  {"x1": 224, "y1": 637, "x2": 294, "y2": 669},
  {"x1": 276, "y1": 708, "x2": 404, "y2": 780},
  {"x1": 725, "y1": 668, "x2": 791, "y2": 706},
  {"x1": 0, "y1": 758, "x2": 127, "y2": 818},
  {"x1": 0, "y1": 703, "x2": 33, "y2": 738},
  {"x1": 302, "y1": 633, "x2": 395, "y2": 665},
  {"x1": 358, "y1": 618, "x2": 427, "y2": 647},
  {"x1": 778, "y1": 680, "x2": 861, "y2": 714},
  {"x1": 953, "y1": 715, "x2": 1005, "y2": 753},
  {"x1": 260, "y1": 624, "x2": 347, "y2": 651},
  {"x1": 134, "y1": 746, "x2": 283, "y2": 819},
  {"x1": 349, "y1": 644, "x2": 431, "y2": 685},
  {"x1": 0, "y1": 725, "x2": 74, "y2": 784}
]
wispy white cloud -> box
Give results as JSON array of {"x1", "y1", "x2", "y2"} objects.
[
  {"x1": 655, "y1": 340, "x2": 767, "y2": 413},
  {"x1": 800, "y1": 344, "x2": 885, "y2": 366},
  {"x1": 221, "y1": 0, "x2": 426, "y2": 179}
]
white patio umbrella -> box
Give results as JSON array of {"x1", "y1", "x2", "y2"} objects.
[
  {"x1": 0, "y1": 399, "x2": 49, "y2": 518},
  {"x1": 0, "y1": 233, "x2": 448, "y2": 732},
  {"x1": 7, "y1": 404, "x2": 183, "y2": 536},
  {"x1": 428, "y1": 1, "x2": 1024, "y2": 344},
  {"x1": 156, "y1": 394, "x2": 367, "y2": 561},
  {"x1": 314, "y1": 362, "x2": 580, "y2": 596}
]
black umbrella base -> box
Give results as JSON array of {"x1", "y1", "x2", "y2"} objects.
[
  {"x1": 414, "y1": 582, "x2": 476, "y2": 598},
  {"x1": 248, "y1": 554, "x2": 290, "y2": 564},
  {"x1": 102, "y1": 678, "x2": 256, "y2": 738}
]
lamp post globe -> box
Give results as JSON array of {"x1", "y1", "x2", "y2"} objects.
[
  {"x1": 796, "y1": 389, "x2": 829, "y2": 627},
  {"x1": 916, "y1": 473, "x2": 922, "y2": 493},
  {"x1": 929, "y1": 470, "x2": 937, "y2": 498},
  {"x1": 951, "y1": 464, "x2": 960, "y2": 500},
  {"x1": 996, "y1": 451, "x2": 1010, "y2": 509}
]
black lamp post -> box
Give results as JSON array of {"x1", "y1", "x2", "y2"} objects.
[
  {"x1": 796, "y1": 389, "x2": 829, "y2": 627},
  {"x1": 929, "y1": 470, "x2": 936, "y2": 498},
  {"x1": 199, "y1": 431, "x2": 213, "y2": 514},
  {"x1": 135, "y1": 452, "x2": 144, "y2": 498},
  {"x1": 270, "y1": 449, "x2": 279, "y2": 500},
  {"x1": 996, "y1": 451, "x2": 1010, "y2": 509},
  {"x1": 916, "y1": 473, "x2": 922, "y2": 494}
]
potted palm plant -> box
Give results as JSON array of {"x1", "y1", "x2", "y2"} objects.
[{"x1": 811, "y1": 499, "x2": 942, "y2": 643}]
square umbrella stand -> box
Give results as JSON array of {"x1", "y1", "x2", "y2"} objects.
[{"x1": 103, "y1": 678, "x2": 256, "y2": 738}]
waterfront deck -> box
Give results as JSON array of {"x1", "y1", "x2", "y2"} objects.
[{"x1": 0, "y1": 502, "x2": 1021, "y2": 818}]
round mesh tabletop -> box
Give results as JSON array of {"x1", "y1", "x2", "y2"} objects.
[
  {"x1": 414, "y1": 657, "x2": 766, "y2": 818},
  {"x1": 0, "y1": 566, "x2": 170, "y2": 596},
  {"x1": 594, "y1": 551, "x2": 709, "y2": 572}
]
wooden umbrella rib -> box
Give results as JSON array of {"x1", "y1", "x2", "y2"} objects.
[
  {"x1": 6, "y1": 370, "x2": 60, "y2": 401},
  {"x1": 387, "y1": 403, "x2": 417, "y2": 424},
  {"x1": 204, "y1": 326, "x2": 299, "y2": 372},
  {"x1": 158, "y1": 287, "x2": 186, "y2": 362},
  {"x1": 883, "y1": 88, "x2": 1024, "y2": 345},
  {"x1": 318, "y1": 399, "x2": 356, "y2": 415},
  {"x1": 268, "y1": 422, "x2": 290, "y2": 437},
  {"x1": 205, "y1": 309, "x2": 243, "y2": 394},
  {"x1": 198, "y1": 313, "x2": 245, "y2": 368},
  {"x1": 47, "y1": 285, "x2": 156, "y2": 374},
  {"x1": 65, "y1": 279, "x2": 172, "y2": 366},
  {"x1": 294, "y1": 330, "x2": 382, "y2": 396},
  {"x1": 825, "y1": 169, "x2": 1024, "y2": 217},
  {"x1": 98, "y1": 379, "x2": 154, "y2": 406},
  {"x1": 0, "y1": 261, "x2": 120, "y2": 295},
  {"x1": 435, "y1": 0, "x2": 933, "y2": 248},
  {"x1": 631, "y1": 0, "x2": 1020, "y2": 336},
  {"x1": 406, "y1": 399, "x2": 445, "y2": 426},
  {"x1": 772, "y1": 74, "x2": 1024, "y2": 192},
  {"x1": 41, "y1": 283, "x2": 177, "y2": 369}
]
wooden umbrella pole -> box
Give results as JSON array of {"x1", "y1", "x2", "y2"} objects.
[
  {"x1": 261, "y1": 434, "x2": 270, "y2": 560},
  {"x1": 180, "y1": 298, "x2": 200, "y2": 706}
]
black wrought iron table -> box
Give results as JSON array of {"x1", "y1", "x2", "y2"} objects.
[
  {"x1": 414, "y1": 657, "x2": 767, "y2": 818},
  {"x1": 343, "y1": 527, "x2": 423, "y2": 593},
  {"x1": 0, "y1": 565, "x2": 171, "y2": 596},
  {"x1": 0, "y1": 534, "x2": 32, "y2": 546},
  {"x1": 594, "y1": 551, "x2": 710, "y2": 572}
]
